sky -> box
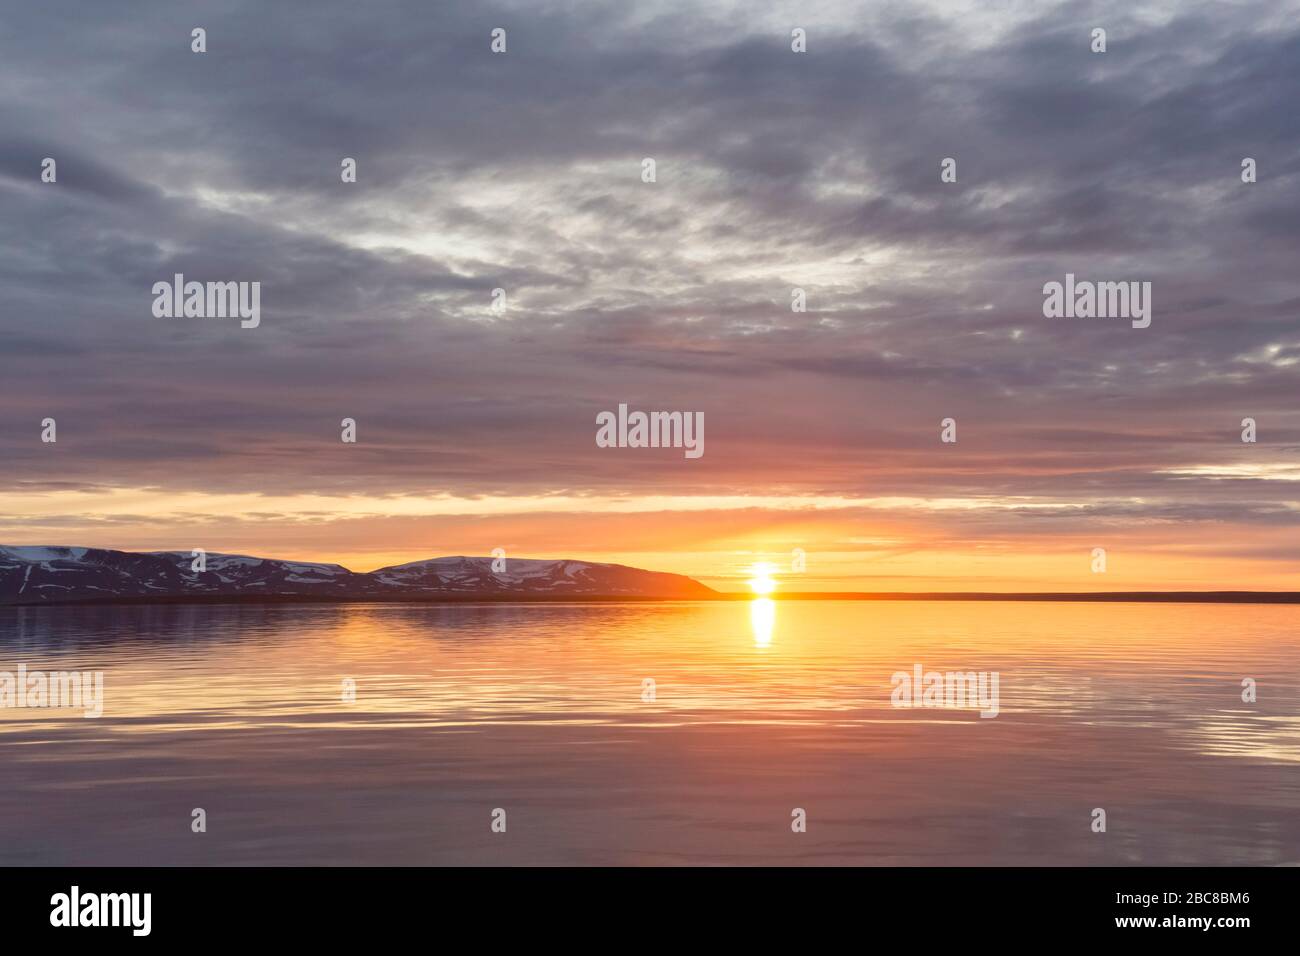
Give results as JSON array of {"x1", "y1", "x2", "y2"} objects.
[{"x1": 1, "y1": 0, "x2": 1298, "y2": 591}]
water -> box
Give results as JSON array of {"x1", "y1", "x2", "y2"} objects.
[{"x1": 1, "y1": 600, "x2": 1297, "y2": 865}]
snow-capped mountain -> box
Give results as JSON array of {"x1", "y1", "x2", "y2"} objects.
[
  {"x1": 371, "y1": 555, "x2": 705, "y2": 596},
  {"x1": 0, "y1": 546, "x2": 715, "y2": 604}
]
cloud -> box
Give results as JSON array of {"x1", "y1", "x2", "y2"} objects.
[{"x1": 1, "y1": 0, "x2": 1297, "y2": 583}]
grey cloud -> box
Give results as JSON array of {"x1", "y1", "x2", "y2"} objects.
[{"x1": 0, "y1": 0, "x2": 1296, "y2": 540}]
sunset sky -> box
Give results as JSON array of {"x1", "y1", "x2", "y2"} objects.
[{"x1": 1, "y1": 0, "x2": 1297, "y2": 591}]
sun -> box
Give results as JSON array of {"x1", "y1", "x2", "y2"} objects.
[{"x1": 747, "y1": 561, "x2": 777, "y2": 596}]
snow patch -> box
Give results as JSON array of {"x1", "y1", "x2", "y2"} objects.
[{"x1": 0, "y1": 546, "x2": 89, "y2": 562}]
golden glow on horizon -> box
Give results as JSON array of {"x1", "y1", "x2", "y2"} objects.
[
  {"x1": 747, "y1": 562, "x2": 777, "y2": 596},
  {"x1": 3, "y1": 487, "x2": 1300, "y2": 592}
]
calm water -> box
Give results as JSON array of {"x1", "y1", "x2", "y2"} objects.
[{"x1": 1, "y1": 600, "x2": 1297, "y2": 865}]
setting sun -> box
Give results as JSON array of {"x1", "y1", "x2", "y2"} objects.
[{"x1": 747, "y1": 562, "x2": 777, "y2": 596}]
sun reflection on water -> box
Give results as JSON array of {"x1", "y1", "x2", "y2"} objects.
[{"x1": 750, "y1": 597, "x2": 775, "y2": 648}]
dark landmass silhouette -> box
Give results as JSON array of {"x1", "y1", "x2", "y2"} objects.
[
  {"x1": 2, "y1": 546, "x2": 1295, "y2": 606},
  {"x1": 0, "y1": 546, "x2": 715, "y2": 605}
]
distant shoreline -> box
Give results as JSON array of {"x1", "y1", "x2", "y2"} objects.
[
  {"x1": 4, "y1": 590, "x2": 1300, "y2": 608},
  {"x1": 746, "y1": 591, "x2": 1300, "y2": 604}
]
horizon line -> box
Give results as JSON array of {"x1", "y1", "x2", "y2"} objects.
[{"x1": 6, "y1": 590, "x2": 1300, "y2": 609}]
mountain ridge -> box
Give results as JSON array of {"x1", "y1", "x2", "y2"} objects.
[{"x1": 0, "y1": 546, "x2": 716, "y2": 605}]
